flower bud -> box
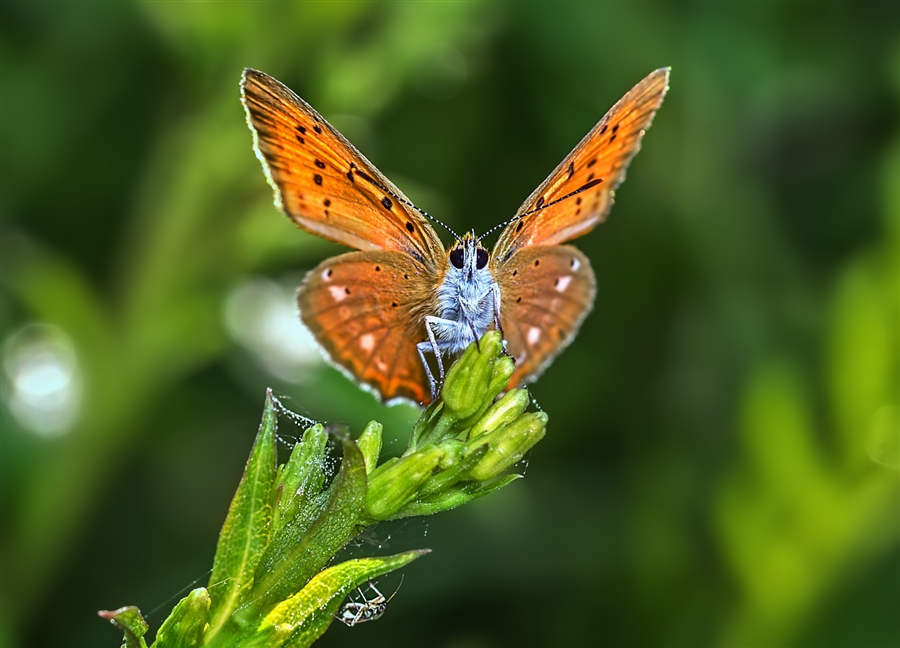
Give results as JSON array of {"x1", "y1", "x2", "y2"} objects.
[
  {"x1": 486, "y1": 354, "x2": 516, "y2": 400},
  {"x1": 468, "y1": 389, "x2": 530, "y2": 440},
  {"x1": 153, "y1": 588, "x2": 210, "y2": 647},
  {"x1": 365, "y1": 445, "x2": 446, "y2": 520},
  {"x1": 356, "y1": 420, "x2": 383, "y2": 475},
  {"x1": 442, "y1": 331, "x2": 505, "y2": 421},
  {"x1": 392, "y1": 474, "x2": 522, "y2": 519},
  {"x1": 417, "y1": 441, "x2": 485, "y2": 498},
  {"x1": 466, "y1": 412, "x2": 547, "y2": 481}
]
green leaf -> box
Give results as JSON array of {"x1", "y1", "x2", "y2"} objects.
[
  {"x1": 274, "y1": 424, "x2": 328, "y2": 531},
  {"x1": 247, "y1": 432, "x2": 368, "y2": 614},
  {"x1": 259, "y1": 550, "x2": 430, "y2": 648},
  {"x1": 205, "y1": 389, "x2": 278, "y2": 641},
  {"x1": 98, "y1": 606, "x2": 149, "y2": 648},
  {"x1": 150, "y1": 588, "x2": 209, "y2": 648}
]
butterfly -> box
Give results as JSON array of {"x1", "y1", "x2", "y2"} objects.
[{"x1": 241, "y1": 67, "x2": 669, "y2": 405}]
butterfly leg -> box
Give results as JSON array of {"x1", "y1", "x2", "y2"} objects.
[
  {"x1": 423, "y1": 316, "x2": 446, "y2": 382},
  {"x1": 419, "y1": 315, "x2": 462, "y2": 400},
  {"x1": 469, "y1": 320, "x2": 482, "y2": 352},
  {"x1": 416, "y1": 340, "x2": 440, "y2": 401},
  {"x1": 490, "y1": 282, "x2": 513, "y2": 361}
]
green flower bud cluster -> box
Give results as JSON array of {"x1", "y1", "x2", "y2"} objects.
[
  {"x1": 102, "y1": 333, "x2": 547, "y2": 648},
  {"x1": 362, "y1": 331, "x2": 547, "y2": 523}
]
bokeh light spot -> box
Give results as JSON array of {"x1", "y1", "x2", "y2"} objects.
[
  {"x1": 1, "y1": 323, "x2": 82, "y2": 437},
  {"x1": 224, "y1": 276, "x2": 322, "y2": 382}
]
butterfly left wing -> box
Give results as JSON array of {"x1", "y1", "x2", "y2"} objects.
[
  {"x1": 241, "y1": 69, "x2": 444, "y2": 266},
  {"x1": 494, "y1": 245, "x2": 596, "y2": 388},
  {"x1": 298, "y1": 250, "x2": 438, "y2": 405},
  {"x1": 493, "y1": 68, "x2": 669, "y2": 261}
]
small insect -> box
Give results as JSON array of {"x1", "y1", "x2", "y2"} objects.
[
  {"x1": 241, "y1": 67, "x2": 669, "y2": 405},
  {"x1": 336, "y1": 579, "x2": 402, "y2": 627}
]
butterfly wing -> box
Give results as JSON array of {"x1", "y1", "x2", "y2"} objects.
[
  {"x1": 494, "y1": 245, "x2": 596, "y2": 388},
  {"x1": 493, "y1": 68, "x2": 669, "y2": 261},
  {"x1": 241, "y1": 68, "x2": 444, "y2": 266},
  {"x1": 298, "y1": 250, "x2": 440, "y2": 405}
]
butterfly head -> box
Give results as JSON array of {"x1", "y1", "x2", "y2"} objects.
[{"x1": 447, "y1": 231, "x2": 490, "y2": 281}]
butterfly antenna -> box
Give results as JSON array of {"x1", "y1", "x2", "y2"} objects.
[
  {"x1": 350, "y1": 165, "x2": 462, "y2": 243},
  {"x1": 478, "y1": 178, "x2": 603, "y2": 241}
]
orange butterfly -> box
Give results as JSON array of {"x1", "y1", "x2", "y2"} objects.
[{"x1": 241, "y1": 67, "x2": 669, "y2": 405}]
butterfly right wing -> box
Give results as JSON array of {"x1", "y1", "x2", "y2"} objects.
[
  {"x1": 241, "y1": 69, "x2": 445, "y2": 266},
  {"x1": 298, "y1": 250, "x2": 439, "y2": 405},
  {"x1": 493, "y1": 68, "x2": 669, "y2": 261}
]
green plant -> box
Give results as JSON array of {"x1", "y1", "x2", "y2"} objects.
[{"x1": 100, "y1": 331, "x2": 545, "y2": 647}]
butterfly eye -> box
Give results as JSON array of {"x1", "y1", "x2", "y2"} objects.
[
  {"x1": 476, "y1": 248, "x2": 489, "y2": 270},
  {"x1": 449, "y1": 248, "x2": 464, "y2": 269}
]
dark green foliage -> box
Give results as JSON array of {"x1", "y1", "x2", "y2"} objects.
[{"x1": 2, "y1": 4, "x2": 897, "y2": 647}]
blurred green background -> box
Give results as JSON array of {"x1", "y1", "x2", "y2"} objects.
[{"x1": 1, "y1": 2, "x2": 898, "y2": 647}]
